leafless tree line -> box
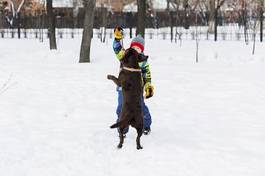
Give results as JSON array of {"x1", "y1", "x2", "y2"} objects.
[
  {"x1": 1, "y1": 0, "x2": 263, "y2": 62},
  {"x1": 165, "y1": 0, "x2": 263, "y2": 42},
  {"x1": 0, "y1": 0, "x2": 25, "y2": 38}
]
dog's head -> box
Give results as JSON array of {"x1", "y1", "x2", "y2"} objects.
[{"x1": 121, "y1": 48, "x2": 148, "y2": 68}]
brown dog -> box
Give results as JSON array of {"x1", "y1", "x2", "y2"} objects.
[{"x1": 107, "y1": 48, "x2": 147, "y2": 150}]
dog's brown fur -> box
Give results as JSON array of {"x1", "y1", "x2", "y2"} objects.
[{"x1": 107, "y1": 48, "x2": 147, "y2": 150}]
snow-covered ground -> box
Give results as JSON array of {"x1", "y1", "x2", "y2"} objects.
[{"x1": 0, "y1": 38, "x2": 265, "y2": 176}]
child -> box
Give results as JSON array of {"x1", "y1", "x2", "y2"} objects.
[{"x1": 113, "y1": 26, "x2": 154, "y2": 135}]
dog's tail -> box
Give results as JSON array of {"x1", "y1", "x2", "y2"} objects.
[{"x1": 110, "y1": 119, "x2": 129, "y2": 129}]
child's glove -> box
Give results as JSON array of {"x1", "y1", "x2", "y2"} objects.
[
  {"x1": 114, "y1": 26, "x2": 124, "y2": 40},
  {"x1": 144, "y1": 82, "x2": 154, "y2": 99}
]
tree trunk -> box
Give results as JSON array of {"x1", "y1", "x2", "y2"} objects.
[
  {"x1": 208, "y1": 0, "x2": 215, "y2": 33},
  {"x1": 252, "y1": 20, "x2": 257, "y2": 55},
  {"x1": 170, "y1": 11, "x2": 173, "y2": 42},
  {"x1": 128, "y1": 12, "x2": 133, "y2": 38},
  {"x1": 73, "y1": 0, "x2": 79, "y2": 28},
  {"x1": 214, "y1": 8, "x2": 218, "y2": 41},
  {"x1": 136, "y1": 0, "x2": 146, "y2": 37},
  {"x1": 183, "y1": 0, "x2": 190, "y2": 29},
  {"x1": 101, "y1": 7, "x2": 107, "y2": 43},
  {"x1": 213, "y1": 0, "x2": 226, "y2": 41},
  {"x1": 242, "y1": 1, "x2": 248, "y2": 44},
  {"x1": 79, "y1": 0, "x2": 96, "y2": 63},
  {"x1": 260, "y1": 0, "x2": 264, "y2": 42},
  {"x1": 0, "y1": 10, "x2": 3, "y2": 31},
  {"x1": 47, "y1": 0, "x2": 57, "y2": 50},
  {"x1": 17, "y1": 13, "x2": 21, "y2": 39}
]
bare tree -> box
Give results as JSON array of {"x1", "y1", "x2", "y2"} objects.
[
  {"x1": 136, "y1": 0, "x2": 146, "y2": 37},
  {"x1": 215, "y1": 0, "x2": 226, "y2": 41},
  {"x1": 79, "y1": 0, "x2": 96, "y2": 63},
  {"x1": 250, "y1": 0, "x2": 263, "y2": 51},
  {"x1": 207, "y1": 0, "x2": 225, "y2": 40},
  {"x1": 16, "y1": 0, "x2": 24, "y2": 39},
  {"x1": 211, "y1": 0, "x2": 226, "y2": 41},
  {"x1": 259, "y1": 0, "x2": 264, "y2": 42},
  {"x1": 252, "y1": 18, "x2": 257, "y2": 54},
  {"x1": 195, "y1": 11, "x2": 199, "y2": 63},
  {"x1": 147, "y1": 0, "x2": 158, "y2": 28},
  {"x1": 1, "y1": 0, "x2": 25, "y2": 38},
  {"x1": 99, "y1": 4, "x2": 108, "y2": 43},
  {"x1": 197, "y1": 0, "x2": 209, "y2": 25},
  {"x1": 0, "y1": 4, "x2": 3, "y2": 31},
  {"x1": 167, "y1": 0, "x2": 174, "y2": 42},
  {"x1": 240, "y1": 0, "x2": 250, "y2": 44},
  {"x1": 183, "y1": 0, "x2": 190, "y2": 29},
  {"x1": 47, "y1": 0, "x2": 57, "y2": 50},
  {"x1": 208, "y1": 0, "x2": 215, "y2": 33},
  {"x1": 73, "y1": 0, "x2": 82, "y2": 28},
  {"x1": 183, "y1": 0, "x2": 200, "y2": 28},
  {"x1": 166, "y1": 0, "x2": 181, "y2": 42}
]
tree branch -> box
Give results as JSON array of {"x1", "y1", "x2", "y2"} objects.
[
  {"x1": 217, "y1": 0, "x2": 226, "y2": 9},
  {"x1": 16, "y1": 0, "x2": 25, "y2": 14}
]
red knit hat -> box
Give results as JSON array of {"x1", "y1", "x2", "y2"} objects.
[{"x1": 130, "y1": 34, "x2": 145, "y2": 52}]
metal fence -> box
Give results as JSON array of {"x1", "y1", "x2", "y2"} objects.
[{"x1": 0, "y1": 28, "x2": 264, "y2": 42}]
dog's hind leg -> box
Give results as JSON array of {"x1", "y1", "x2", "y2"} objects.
[
  {"x1": 136, "y1": 128, "x2": 143, "y2": 150},
  {"x1": 117, "y1": 128, "x2": 125, "y2": 149}
]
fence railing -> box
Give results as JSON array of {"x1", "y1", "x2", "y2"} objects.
[{"x1": 0, "y1": 28, "x2": 264, "y2": 42}]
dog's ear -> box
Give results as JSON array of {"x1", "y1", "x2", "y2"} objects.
[
  {"x1": 125, "y1": 48, "x2": 134, "y2": 57},
  {"x1": 124, "y1": 48, "x2": 131, "y2": 56},
  {"x1": 138, "y1": 54, "x2": 148, "y2": 62},
  {"x1": 121, "y1": 48, "x2": 136, "y2": 64}
]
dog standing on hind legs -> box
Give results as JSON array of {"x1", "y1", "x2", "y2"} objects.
[{"x1": 107, "y1": 48, "x2": 147, "y2": 150}]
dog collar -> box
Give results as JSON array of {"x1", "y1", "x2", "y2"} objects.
[{"x1": 122, "y1": 66, "x2": 142, "y2": 72}]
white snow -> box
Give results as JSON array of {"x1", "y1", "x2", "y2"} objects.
[{"x1": 0, "y1": 36, "x2": 265, "y2": 176}]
